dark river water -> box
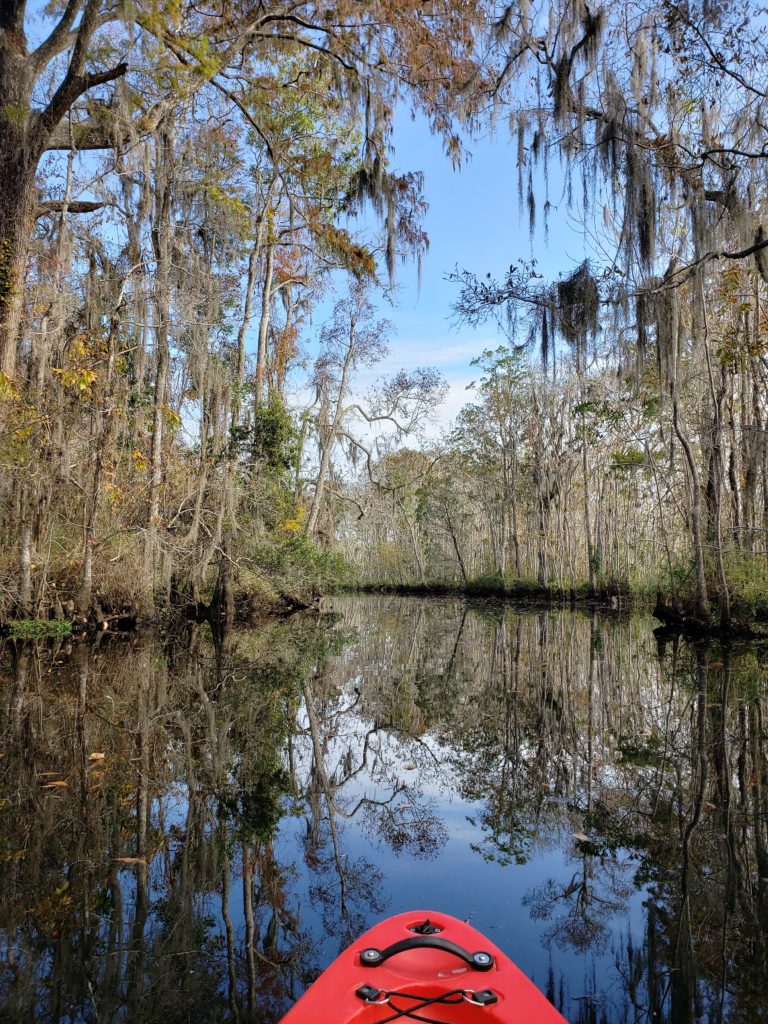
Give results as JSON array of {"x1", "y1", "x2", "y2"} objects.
[{"x1": 1, "y1": 596, "x2": 767, "y2": 1024}]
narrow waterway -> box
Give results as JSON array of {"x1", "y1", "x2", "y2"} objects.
[{"x1": 1, "y1": 596, "x2": 767, "y2": 1023}]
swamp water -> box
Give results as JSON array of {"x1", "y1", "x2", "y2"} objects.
[{"x1": 1, "y1": 595, "x2": 767, "y2": 1024}]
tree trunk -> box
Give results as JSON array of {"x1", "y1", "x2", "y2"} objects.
[
  {"x1": 142, "y1": 128, "x2": 174, "y2": 617},
  {"x1": 306, "y1": 340, "x2": 355, "y2": 536},
  {"x1": 19, "y1": 515, "x2": 33, "y2": 617},
  {"x1": 0, "y1": 128, "x2": 35, "y2": 377},
  {"x1": 398, "y1": 496, "x2": 426, "y2": 584},
  {"x1": 537, "y1": 496, "x2": 548, "y2": 586},
  {"x1": 670, "y1": 382, "x2": 710, "y2": 623},
  {"x1": 582, "y1": 428, "x2": 595, "y2": 596},
  {"x1": 306, "y1": 432, "x2": 334, "y2": 537},
  {"x1": 0, "y1": 6, "x2": 33, "y2": 373},
  {"x1": 254, "y1": 243, "x2": 274, "y2": 409},
  {"x1": 234, "y1": 242, "x2": 260, "y2": 424},
  {"x1": 707, "y1": 399, "x2": 731, "y2": 628},
  {"x1": 499, "y1": 448, "x2": 509, "y2": 581},
  {"x1": 488, "y1": 504, "x2": 502, "y2": 576},
  {"x1": 701, "y1": 293, "x2": 731, "y2": 628},
  {"x1": 234, "y1": 181, "x2": 276, "y2": 421},
  {"x1": 727, "y1": 393, "x2": 742, "y2": 548},
  {"x1": 444, "y1": 505, "x2": 468, "y2": 583},
  {"x1": 509, "y1": 441, "x2": 522, "y2": 578}
]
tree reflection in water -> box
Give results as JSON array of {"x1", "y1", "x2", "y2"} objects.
[{"x1": 0, "y1": 597, "x2": 767, "y2": 1023}]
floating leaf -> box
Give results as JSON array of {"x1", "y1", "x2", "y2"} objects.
[{"x1": 403, "y1": 764, "x2": 416, "y2": 771}]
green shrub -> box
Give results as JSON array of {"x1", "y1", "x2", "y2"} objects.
[
  {"x1": 6, "y1": 619, "x2": 72, "y2": 640},
  {"x1": 244, "y1": 534, "x2": 358, "y2": 598},
  {"x1": 250, "y1": 393, "x2": 299, "y2": 473},
  {"x1": 723, "y1": 551, "x2": 768, "y2": 619},
  {"x1": 465, "y1": 571, "x2": 505, "y2": 595}
]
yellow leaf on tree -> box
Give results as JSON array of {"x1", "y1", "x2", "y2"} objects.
[
  {"x1": 163, "y1": 405, "x2": 181, "y2": 429},
  {"x1": 0, "y1": 371, "x2": 20, "y2": 400}
]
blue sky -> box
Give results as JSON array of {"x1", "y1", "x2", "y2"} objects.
[{"x1": 330, "y1": 108, "x2": 591, "y2": 429}]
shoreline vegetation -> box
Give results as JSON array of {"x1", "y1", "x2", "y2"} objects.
[
  {"x1": 350, "y1": 578, "x2": 630, "y2": 605},
  {"x1": 4, "y1": 561, "x2": 768, "y2": 642},
  {"x1": 348, "y1": 581, "x2": 768, "y2": 638}
]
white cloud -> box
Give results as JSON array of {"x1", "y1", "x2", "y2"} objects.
[{"x1": 379, "y1": 336, "x2": 501, "y2": 370}]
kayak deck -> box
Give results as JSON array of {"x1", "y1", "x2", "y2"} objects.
[{"x1": 280, "y1": 910, "x2": 569, "y2": 1023}]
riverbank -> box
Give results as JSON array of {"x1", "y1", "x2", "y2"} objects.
[
  {"x1": 348, "y1": 578, "x2": 636, "y2": 608},
  {"x1": 345, "y1": 579, "x2": 768, "y2": 640},
  {"x1": 5, "y1": 570, "x2": 767, "y2": 644}
]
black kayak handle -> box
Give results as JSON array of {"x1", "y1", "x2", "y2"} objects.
[{"x1": 359, "y1": 937, "x2": 494, "y2": 972}]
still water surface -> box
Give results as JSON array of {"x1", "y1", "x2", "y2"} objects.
[{"x1": 1, "y1": 596, "x2": 767, "y2": 1023}]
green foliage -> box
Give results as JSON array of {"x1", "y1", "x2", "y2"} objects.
[
  {"x1": 468, "y1": 344, "x2": 528, "y2": 387},
  {"x1": 589, "y1": 545, "x2": 603, "y2": 574},
  {"x1": 618, "y1": 735, "x2": 663, "y2": 767},
  {"x1": 1, "y1": 104, "x2": 29, "y2": 125},
  {"x1": 465, "y1": 571, "x2": 505, "y2": 595},
  {"x1": 223, "y1": 765, "x2": 291, "y2": 843},
  {"x1": 248, "y1": 533, "x2": 358, "y2": 597},
  {"x1": 723, "y1": 551, "x2": 768, "y2": 620},
  {"x1": 469, "y1": 818, "x2": 534, "y2": 866},
  {"x1": 250, "y1": 393, "x2": 299, "y2": 473},
  {"x1": 662, "y1": 556, "x2": 696, "y2": 598},
  {"x1": 662, "y1": 551, "x2": 768, "y2": 622},
  {"x1": 610, "y1": 446, "x2": 645, "y2": 472},
  {"x1": 726, "y1": 650, "x2": 768, "y2": 699},
  {"x1": 5, "y1": 619, "x2": 72, "y2": 640}
]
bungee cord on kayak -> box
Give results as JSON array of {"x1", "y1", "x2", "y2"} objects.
[{"x1": 355, "y1": 985, "x2": 498, "y2": 1024}]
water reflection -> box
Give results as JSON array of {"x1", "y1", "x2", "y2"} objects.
[{"x1": 0, "y1": 598, "x2": 767, "y2": 1023}]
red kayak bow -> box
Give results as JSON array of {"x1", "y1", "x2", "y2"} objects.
[{"x1": 280, "y1": 910, "x2": 569, "y2": 1023}]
